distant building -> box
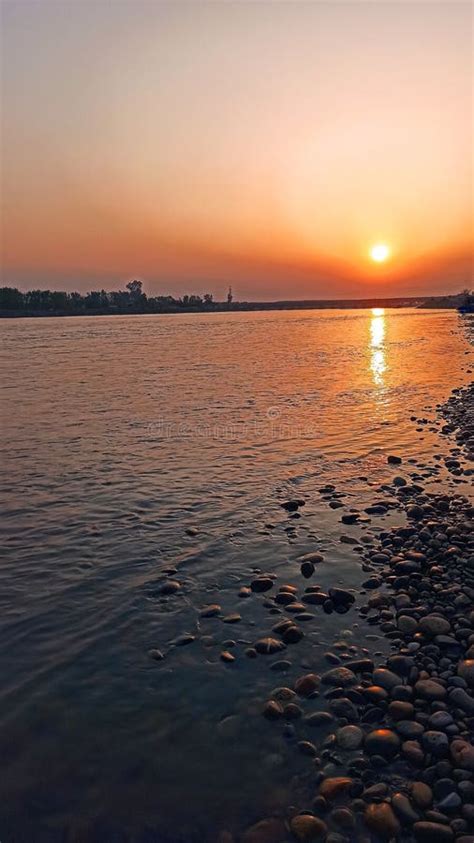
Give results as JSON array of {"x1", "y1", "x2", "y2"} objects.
[{"x1": 227, "y1": 286, "x2": 233, "y2": 305}]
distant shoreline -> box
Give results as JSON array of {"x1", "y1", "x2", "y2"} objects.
[{"x1": 0, "y1": 293, "x2": 465, "y2": 319}]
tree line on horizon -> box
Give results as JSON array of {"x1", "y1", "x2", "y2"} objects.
[
  {"x1": 0, "y1": 281, "x2": 472, "y2": 316},
  {"x1": 0, "y1": 280, "x2": 228, "y2": 315}
]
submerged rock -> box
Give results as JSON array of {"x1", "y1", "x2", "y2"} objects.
[
  {"x1": 290, "y1": 814, "x2": 327, "y2": 841},
  {"x1": 255, "y1": 637, "x2": 286, "y2": 655}
]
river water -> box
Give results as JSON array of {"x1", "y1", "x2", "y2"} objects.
[{"x1": 0, "y1": 308, "x2": 472, "y2": 842}]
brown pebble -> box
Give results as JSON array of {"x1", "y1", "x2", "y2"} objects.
[{"x1": 364, "y1": 803, "x2": 400, "y2": 839}]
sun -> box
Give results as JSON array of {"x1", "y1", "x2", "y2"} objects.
[{"x1": 370, "y1": 243, "x2": 390, "y2": 263}]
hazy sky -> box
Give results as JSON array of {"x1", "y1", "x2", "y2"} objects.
[{"x1": 1, "y1": 0, "x2": 472, "y2": 299}]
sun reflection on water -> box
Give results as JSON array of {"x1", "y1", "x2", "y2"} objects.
[{"x1": 370, "y1": 307, "x2": 386, "y2": 386}]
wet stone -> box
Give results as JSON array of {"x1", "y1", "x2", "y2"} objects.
[
  {"x1": 295, "y1": 673, "x2": 320, "y2": 697},
  {"x1": 270, "y1": 660, "x2": 292, "y2": 672},
  {"x1": 319, "y1": 778, "x2": 354, "y2": 800},
  {"x1": 413, "y1": 822, "x2": 454, "y2": 842},
  {"x1": 365, "y1": 729, "x2": 401, "y2": 759},
  {"x1": 148, "y1": 648, "x2": 164, "y2": 661},
  {"x1": 301, "y1": 561, "x2": 315, "y2": 579},
  {"x1": 242, "y1": 817, "x2": 288, "y2": 843},
  {"x1": 336, "y1": 725, "x2": 364, "y2": 750},
  {"x1": 457, "y1": 659, "x2": 474, "y2": 687},
  {"x1": 298, "y1": 740, "x2": 318, "y2": 757},
  {"x1": 364, "y1": 802, "x2": 401, "y2": 839},
  {"x1": 395, "y1": 720, "x2": 425, "y2": 739},
  {"x1": 321, "y1": 667, "x2": 357, "y2": 687},
  {"x1": 262, "y1": 700, "x2": 283, "y2": 720},
  {"x1": 290, "y1": 814, "x2": 327, "y2": 841},
  {"x1": 415, "y1": 679, "x2": 447, "y2": 701},
  {"x1": 270, "y1": 687, "x2": 295, "y2": 702},
  {"x1": 419, "y1": 615, "x2": 451, "y2": 636},
  {"x1": 284, "y1": 703, "x2": 303, "y2": 720},
  {"x1": 422, "y1": 731, "x2": 449, "y2": 755},
  {"x1": 298, "y1": 552, "x2": 324, "y2": 565},
  {"x1": 174, "y1": 634, "x2": 195, "y2": 646},
  {"x1": 251, "y1": 577, "x2": 274, "y2": 593},
  {"x1": 199, "y1": 604, "x2": 221, "y2": 617},
  {"x1": 391, "y1": 793, "x2": 419, "y2": 825},
  {"x1": 255, "y1": 637, "x2": 286, "y2": 655},
  {"x1": 159, "y1": 580, "x2": 181, "y2": 595},
  {"x1": 283, "y1": 625, "x2": 304, "y2": 644},
  {"x1": 372, "y1": 667, "x2": 401, "y2": 690},
  {"x1": 410, "y1": 782, "x2": 433, "y2": 809},
  {"x1": 450, "y1": 739, "x2": 474, "y2": 771}
]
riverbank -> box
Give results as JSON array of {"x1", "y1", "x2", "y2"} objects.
[{"x1": 237, "y1": 382, "x2": 474, "y2": 843}]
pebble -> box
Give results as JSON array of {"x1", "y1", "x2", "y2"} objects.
[
  {"x1": 283, "y1": 625, "x2": 304, "y2": 644},
  {"x1": 398, "y1": 615, "x2": 419, "y2": 635},
  {"x1": 457, "y1": 659, "x2": 474, "y2": 687},
  {"x1": 255, "y1": 637, "x2": 286, "y2": 655},
  {"x1": 414, "y1": 679, "x2": 447, "y2": 701},
  {"x1": 364, "y1": 729, "x2": 400, "y2": 758},
  {"x1": 298, "y1": 552, "x2": 324, "y2": 564},
  {"x1": 174, "y1": 634, "x2": 195, "y2": 646},
  {"x1": 418, "y1": 615, "x2": 451, "y2": 636},
  {"x1": 262, "y1": 700, "x2": 283, "y2": 720},
  {"x1": 336, "y1": 725, "x2": 363, "y2": 750},
  {"x1": 395, "y1": 720, "x2": 425, "y2": 742},
  {"x1": 159, "y1": 580, "x2": 181, "y2": 595},
  {"x1": 242, "y1": 817, "x2": 288, "y2": 843},
  {"x1": 410, "y1": 782, "x2": 433, "y2": 808},
  {"x1": 270, "y1": 659, "x2": 291, "y2": 671},
  {"x1": 251, "y1": 577, "x2": 274, "y2": 593},
  {"x1": 391, "y1": 792, "x2": 419, "y2": 825},
  {"x1": 364, "y1": 802, "x2": 401, "y2": 838},
  {"x1": 422, "y1": 731, "x2": 449, "y2": 755},
  {"x1": 270, "y1": 686, "x2": 296, "y2": 702},
  {"x1": 298, "y1": 740, "x2": 318, "y2": 757},
  {"x1": 148, "y1": 648, "x2": 164, "y2": 661},
  {"x1": 319, "y1": 777, "x2": 354, "y2": 799},
  {"x1": 222, "y1": 613, "x2": 241, "y2": 623},
  {"x1": 449, "y1": 687, "x2": 474, "y2": 714},
  {"x1": 199, "y1": 604, "x2": 221, "y2": 617},
  {"x1": 321, "y1": 667, "x2": 356, "y2": 687},
  {"x1": 290, "y1": 814, "x2": 327, "y2": 841},
  {"x1": 294, "y1": 673, "x2": 320, "y2": 697},
  {"x1": 372, "y1": 667, "x2": 401, "y2": 690},
  {"x1": 413, "y1": 822, "x2": 453, "y2": 842},
  {"x1": 301, "y1": 561, "x2": 315, "y2": 578},
  {"x1": 450, "y1": 739, "x2": 474, "y2": 771}
]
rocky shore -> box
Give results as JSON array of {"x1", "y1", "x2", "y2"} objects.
[
  {"x1": 237, "y1": 383, "x2": 474, "y2": 843},
  {"x1": 152, "y1": 380, "x2": 473, "y2": 843}
]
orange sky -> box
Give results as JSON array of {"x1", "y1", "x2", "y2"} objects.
[{"x1": 1, "y1": 0, "x2": 473, "y2": 299}]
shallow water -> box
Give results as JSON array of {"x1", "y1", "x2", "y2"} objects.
[{"x1": 0, "y1": 308, "x2": 472, "y2": 842}]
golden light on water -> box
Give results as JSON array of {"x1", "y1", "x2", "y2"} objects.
[
  {"x1": 370, "y1": 309, "x2": 386, "y2": 387},
  {"x1": 370, "y1": 243, "x2": 390, "y2": 263}
]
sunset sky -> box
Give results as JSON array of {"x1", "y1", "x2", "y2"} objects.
[{"x1": 1, "y1": 0, "x2": 472, "y2": 300}]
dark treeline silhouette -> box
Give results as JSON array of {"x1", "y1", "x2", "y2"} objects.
[
  {"x1": 0, "y1": 281, "x2": 224, "y2": 316},
  {"x1": 0, "y1": 281, "x2": 471, "y2": 317}
]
